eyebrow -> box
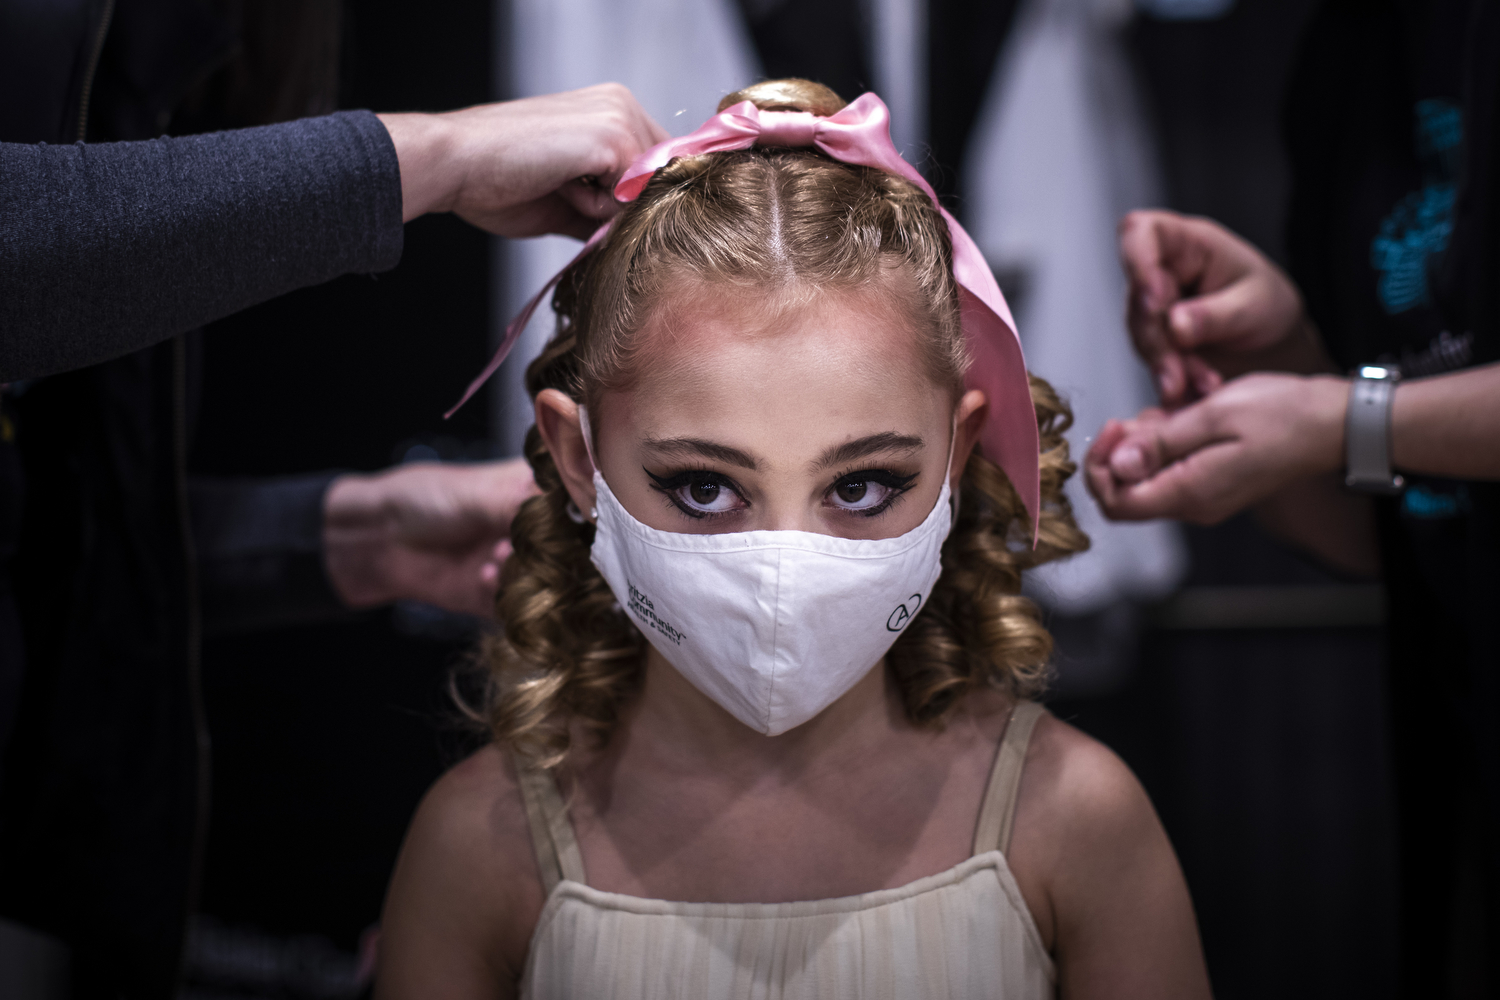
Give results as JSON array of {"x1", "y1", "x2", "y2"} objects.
[
  {"x1": 814, "y1": 432, "x2": 925, "y2": 471},
  {"x1": 642, "y1": 436, "x2": 760, "y2": 470}
]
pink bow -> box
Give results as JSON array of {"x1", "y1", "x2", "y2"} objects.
[{"x1": 448, "y1": 92, "x2": 1040, "y2": 536}]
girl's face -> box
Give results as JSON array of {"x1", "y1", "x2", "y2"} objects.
[{"x1": 539, "y1": 280, "x2": 987, "y2": 541}]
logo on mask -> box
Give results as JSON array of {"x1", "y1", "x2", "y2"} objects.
[
  {"x1": 627, "y1": 581, "x2": 686, "y2": 645},
  {"x1": 886, "y1": 593, "x2": 923, "y2": 632}
]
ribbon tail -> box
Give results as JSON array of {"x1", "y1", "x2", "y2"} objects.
[
  {"x1": 958, "y1": 288, "x2": 1041, "y2": 545},
  {"x1": 444, "y1": 224, "x2": 613, "y2": 420}
]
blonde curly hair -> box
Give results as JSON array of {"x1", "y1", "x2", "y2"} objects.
[{"x1": 479, "y1": 80, "x2": 1088, "y2": 766}]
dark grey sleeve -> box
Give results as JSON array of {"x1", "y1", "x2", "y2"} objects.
[
  {"x1": 0, "y1": 110, "x2": 403, "y2": 381},
  {"x1": 190, "y1": 471, "x2": 361, "y2": 636}
]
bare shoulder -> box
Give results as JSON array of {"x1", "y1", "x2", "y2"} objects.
[
  {"x1": 1007, "y1": 711, "x2": 1211, "y2": 1000},
  {"x1": 411, "y1": 744, "x2": 541, "y2": 885},
  {"x1": 375, "y1": 744, "x2": 547, "y2": 1000},
  {"x1": 1019, "y1": 711, "x2": 1157, "y2": 843}
]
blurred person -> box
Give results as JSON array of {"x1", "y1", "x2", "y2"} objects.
[
  {"x1": 1086, "y1": 0, "x2": 1500, "y2": 992},
  {"x1": 0, "y1": 0, "x2": 667, "y2": 995},
  {"x1": 377, "y1": 80, "x2": 1212, "y2": 1000}
]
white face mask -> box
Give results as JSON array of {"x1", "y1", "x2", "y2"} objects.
[{"x1": 577, "y1": 407, "x2": 954, "y2": 736}]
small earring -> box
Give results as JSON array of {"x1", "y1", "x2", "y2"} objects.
[{"x1": 565, "y1": 499, "x2": 587, "y2": 524}]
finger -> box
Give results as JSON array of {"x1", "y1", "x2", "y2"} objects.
[
  {"x1": 1132, "y1": 406, "x2": 1170, "y2": 425},
  {"x1": 1118, "y1": 211, "x2": 1181, "y2": 315},
  {"x1": 1102, "y1": 399, "x2": 1219, "y2": 488},
  {"x1": 1126, "y1": 285, "x2": 1187, "y2": 403},
  {"x1": 1120, "y1": 213, "x2": 1190, "y2": 404},
  {"x1": 557, "y1": 178, "x2": 624, "y2": 222},
  {"x1": 1084, "y1": 420, "x2": 1129, "y2": 508},
  {"x1": 1184, "y1": 354, "x2": 1223, "y2": 400},
  {"x1": 526, "y1": 194, "x2": 605, "y2": 240},
  {"x1": 1145, "y1": 398, "x2": 1226, "y2": 469},
  {"x1": 1086, "y1": 418, "x2": 1128, "y2": 467},
  {"x1": 1155, "y1": 351, "x2": 1188, "y2": 405},
  {"x1": 1109, "y1": 439, "x2": 1155, "y2": 484},
  {"x1": 1097, "y1": 457, "x2": 1204, "y2": 521},
  {"x1": 1086, "y1": 457, "x2": 1120, "y2": 510},
  {"x1": 462, "y1": 189, "x2": 600, "y2": 240},
  {"x1": 1167, "y1": 275, "x2": 1274, "y2": 353},
  {"x1": 1103, "y1": 441, "x2": 1250, "y2": 524}
]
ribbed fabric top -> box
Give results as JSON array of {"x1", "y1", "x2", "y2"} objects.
[{"x1": 516, "y1": 700, "x2": 1055, "y2": 1000}]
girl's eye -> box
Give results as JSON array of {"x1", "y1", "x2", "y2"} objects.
[
  {"x1": 683, "y1": 477, "x2": 737, "y2": 512},
  {"x1": 826, "y1": 470, "x2": 918, "y2": 515},
  {"x1": 646, "y1": 470, "x2": 748, "y2": 518}
]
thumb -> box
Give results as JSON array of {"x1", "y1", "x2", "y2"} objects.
[
  {"x1": 558, "y1": 177, "x2": 625, "y2": 222},
  {"x1": 1167, "y1": 275, "x2": 1277, "y2": 353}
]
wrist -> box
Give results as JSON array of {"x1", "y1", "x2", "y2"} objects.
[
  {"x1": 323, "y1": 473, "x2": 396, "y2": 607},
  {"x1": 1302, "y1": 374, "x2": 1351, "y2": 476},
  {"x1": 378, "y1": 112, "x2": 463, "y2": 222},
  {"x1": 1342, "y1": 364, "x2": 1405, "y2": 494}
]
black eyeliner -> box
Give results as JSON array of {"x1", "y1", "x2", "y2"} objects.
[
  {"x1": 827, "y1": 467, "x2": 920, "y2": 518},
  {"x1": 644, "y1": 467, "x2": 749, "y2": 520}
]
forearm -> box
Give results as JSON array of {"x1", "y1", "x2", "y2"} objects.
[
  {"x1": 0, "y1": 111, "x2": 403, "y2": 381},
  {"x1": 1391, "y1": 362, "x2": 1500, "y2": 479},
  {"x1": 1230, "y1": 362, "x2": 1496, "y2": 571},
  {"x1": 190, "y1": 472, "x2": 354, "y2": 635}
]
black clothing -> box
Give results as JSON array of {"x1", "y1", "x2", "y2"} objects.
[
  {"x1": 1285, "y1": 0, "x2": 1500, "y2": 992},
  {"x1": 0, "y1": 0, "x2": 404, "y2": 995},
  {"x1": 1, "y1": 112, "x2": 404, "y2": 380}
]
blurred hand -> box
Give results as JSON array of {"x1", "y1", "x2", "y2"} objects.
[
  {"x1": 324, "y1": 458, "x2": 539, "y2": 616},
  {"x1": 1085, "y1": 373, "x2": 1347, "y2": 525},
  {"x1": 1119, "y1": 210, "x2": 1329, "y2": 407},
  {"x1": 379, "y1": 83, "x2": 672, "y2": 239}
]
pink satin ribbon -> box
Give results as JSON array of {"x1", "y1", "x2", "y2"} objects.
[{"x1": 448, "y1": 92, "x2": 1040, "y2": 535}]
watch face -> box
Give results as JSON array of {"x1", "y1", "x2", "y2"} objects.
[{"x1": 1357, "y1": 364, "x2": 1402, "y2": 380}]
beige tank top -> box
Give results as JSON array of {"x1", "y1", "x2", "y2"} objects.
[{"x1": 515, "y1": 700, "x2": 1055, "y2": 1000}]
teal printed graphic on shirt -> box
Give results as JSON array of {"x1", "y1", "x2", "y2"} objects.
[
  {"x1": 1400, "y1": 482, "x2": 1471, "y2": 521},
  {"x1": 1371, "y1": 99, "x2": 1463, "y2": 314}
]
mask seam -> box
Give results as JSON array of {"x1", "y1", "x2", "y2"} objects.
[{"x1": 766, "y1": 546, "x2": 782, "y2": 733}]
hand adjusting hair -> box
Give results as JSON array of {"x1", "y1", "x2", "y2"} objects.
[{"x1": 445, "y1": 93, "x2": 1041, "y2": 535}]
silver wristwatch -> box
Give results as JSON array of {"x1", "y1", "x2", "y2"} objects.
[{"x1": 1344, "y1": 364, "x2": 1405, "y2": 495}]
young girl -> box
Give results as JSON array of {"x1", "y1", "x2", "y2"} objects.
[{"x1": 376, "y1": 80, "x2": 1212, "y2": 999}]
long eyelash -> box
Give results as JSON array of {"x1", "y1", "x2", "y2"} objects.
[
  {"x1": 829, "y1": 468, "x2": 920, "y2": 518},
  {"x1": 644, "y1": 468, "x2": 747, "y2": 521}
]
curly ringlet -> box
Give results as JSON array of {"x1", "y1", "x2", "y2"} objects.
[{"x1": 478, "y1": 79, "x2": 1088, "y2": 767}]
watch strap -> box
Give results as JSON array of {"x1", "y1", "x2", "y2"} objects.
[{"x1": 1345, "y1": 369, "x2": 1404, "y2": 494}]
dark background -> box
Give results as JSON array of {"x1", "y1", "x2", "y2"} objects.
[
  {"x1": 1050, "y1": 2, "x2": 1397, "y2": 994},
  {"x1": 186, "y1": 2, "x2": 1398, "y2": 997},
  {"x1": 187, "y1": 0, "x2": 493, "y2": 967}
]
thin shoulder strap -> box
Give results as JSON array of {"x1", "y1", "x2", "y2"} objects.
[
  {"x1": 512, "y1": 750, "x2": 587, "y2": 895},
  {"x1": 972, "y1": 700, "x2": 1046, "y2": 857}
]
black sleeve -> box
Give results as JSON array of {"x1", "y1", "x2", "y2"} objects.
[
  {"x1": 189, "y1": 471, "x2": 362, "y2": 636},
  {"x1": 0, "y1": 109, "x2": 403, "y2": 381}
]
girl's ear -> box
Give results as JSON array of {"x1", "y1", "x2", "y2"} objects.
[
  {"x1": 535, "y1": 389, "x2": 598, "y2": 520},
  {"x1": 951, "y1": 388, "x2": 988, "y2": 494}
]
